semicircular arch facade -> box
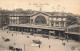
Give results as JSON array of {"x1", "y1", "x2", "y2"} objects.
[{"x1": 32, "y1": 13, "x2": 49, "y2": 25}]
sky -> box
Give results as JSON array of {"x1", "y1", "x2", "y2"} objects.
[{"x1": 0, "y1": 0, "x2": 80, "y2": 15}]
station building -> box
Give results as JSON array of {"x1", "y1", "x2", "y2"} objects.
[{"x1": 8, "y1": 11, "x2": 67, "y2": 37}]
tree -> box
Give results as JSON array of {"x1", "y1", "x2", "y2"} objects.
[{"x1": 66, "y1": 15, "x2": 79, "y2": 26}]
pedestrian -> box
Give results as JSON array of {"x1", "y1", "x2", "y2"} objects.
[
  {"x1": 48, "y1": 36, "x2": 49, "y2": 39},
  {"x1": 64, "y1": 43, "x2": 65, "y2": 46},
  {"x1": 22, "y1": 32, "x2": 23, "y2": 35},
  {"x1": 62, "y1": 43, "x2": 65, "y2": 46},
  {"x1": 14, "y1": 42, "x2": 16, "y2": 45},
  {"x1": 49, "y1": 45, "x2": 50, "y2": 48},
  {"x1": 62, "y1": 39, "x2": 63, "y2": 41},
  {"x1": 7, "y1": 31, "x2": 8, "y2": 33},
  {"x1": 20, "y1": 49, "x2": 22, "y2": 51},
  {"x1": 67, "y1": 40, "x2": 68, "y2": 42},
  {"x1": 27, "y1": 36, "x2": 29, "y2": 38},
  {"x1": 9, "y1": 32, "x2": 10, "y2": 34},
  {"x1": 39, "y1": 44, "x2": 40, "y2": 48},
  {"x1": 12, "y1": 34, "x2": 13, "y2": 36}
]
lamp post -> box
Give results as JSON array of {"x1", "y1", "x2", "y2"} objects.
[{"x1": 24, "y1": 44, "x2": 25, "y2": 51}]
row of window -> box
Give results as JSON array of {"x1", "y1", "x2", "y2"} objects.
[
  {"x1": 10, "y1": 19, "x2": 30, "y2": 24},
  {"x1": 10, "y1": 17, "x2": 66, "y2": 21},
  {"x1": 49, "y1": 18, "x2": 66, "y2": 21},
  {"x1": 10, "y1": 17, "x2": 30, "y2": 19},
  {"x1": 51, "y1": 22, "x2": 65, "y2": 27},
  {"x1": 10, "y1": 17, "x2": 19, "y2": 19}
]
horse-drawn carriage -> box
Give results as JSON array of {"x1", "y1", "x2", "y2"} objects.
[{"x1": 31, "y1": 39, "x2": 41, "y2": 47}]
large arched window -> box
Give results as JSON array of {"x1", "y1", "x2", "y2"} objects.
[{"x1": 35, "y1": 15, "x2": 47, "y2": 24}]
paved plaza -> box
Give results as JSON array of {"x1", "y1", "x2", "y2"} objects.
[{"x1": 0, "y1": 29, "x2": 80, "y2": 51}]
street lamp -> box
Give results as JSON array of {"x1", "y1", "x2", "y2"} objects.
[{"x1": 24, "y1": 44, "x2": 25, "y2": 51}]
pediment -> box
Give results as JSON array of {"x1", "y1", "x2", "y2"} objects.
[{"x1": 31, "y1": 12, "x2": 50, "y2": 17}]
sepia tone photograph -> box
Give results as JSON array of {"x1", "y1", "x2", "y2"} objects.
[{"x1": 0, "y1": 0, "x2": 80, "y2": 51}]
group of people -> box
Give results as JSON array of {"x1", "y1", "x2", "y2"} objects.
[
  {"x1": 9, "y1": 46, "x2": 22, "y2": 51},
  {"x1": 38, "y1": 44, "x2": 51, "y2": 48}
]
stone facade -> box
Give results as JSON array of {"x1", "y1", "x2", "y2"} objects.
[{"x1": 9, "y1": 12, "x2": 67, "y2": 28}]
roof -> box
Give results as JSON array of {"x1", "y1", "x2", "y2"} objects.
[
  {"x1": 8, "y1": 24, "x2": 65, "y2": 31},
  {"x1": 67, "y1": 24, "x2": 80, "y2": 29},
  {"x1": 7, "y1": 11, "x2": 72, "y2": 17},
  {"x1": 65, "y1": 32, "x2": 80, "y2": 35}
]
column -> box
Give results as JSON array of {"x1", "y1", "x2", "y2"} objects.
[
  {"x1": 59, "y1": 22, "x2": 61, "y2": 27},
  {"x1": 18, "y1": 19, "x2": 20, "y2": 24},
  {"x1": 47, "y1": 19, "x2": 49, "y2": 26},
  {"x1": 64, "y1": 22, "x2": 66, "y2": 27},
  {"x1": 49, "y1": 22, "x2": 51, "y2": 26},
  {"x1": 54, "y1": 22, "x2": 56, "y2": 27},
  {"x1": 30, "y1": 19, "x2": 33, "y2": 24},
  {"x1": 17, "y1": 20, "x2": 19, "y2": 24},
  {"x1": 49, "y1": 20, "x2": 51, "y2": 26},
  {"x1": 67, "y1": 28, "x2": 68, "y2": 32},
  {"x1": 19, "y1": 18, "x2": 20, "y2": 24},
  {"x1": 10, "y1": 17, "x2": 12, "y2": 24},
  {"x1": 30, "y1": 19, "x2": 31, "y2": 23}
]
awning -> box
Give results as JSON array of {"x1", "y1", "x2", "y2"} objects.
[{"x1": 8, "y1": 24, "x2": 65, "y2": 31}]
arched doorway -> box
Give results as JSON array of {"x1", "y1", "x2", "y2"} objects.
[{"x1": 35, "y1": 15, "x2": 47, "y2": 24}]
